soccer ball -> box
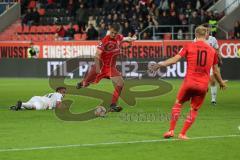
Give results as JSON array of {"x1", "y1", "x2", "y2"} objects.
[{"x1": 94, "y1": 106, "x2": 107, "y2": 117}]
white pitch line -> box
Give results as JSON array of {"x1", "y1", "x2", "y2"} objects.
[{"x1": 0, "y1": 134, "x2": 239, "y2": 153}]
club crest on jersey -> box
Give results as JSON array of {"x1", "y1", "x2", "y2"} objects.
[{"x1": 104, "y1": 41, "x2": 118, "y2": 52}]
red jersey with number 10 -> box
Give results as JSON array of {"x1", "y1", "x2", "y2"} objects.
[
  {"x1": 178, "y1": 40, "x2": 218, "y2": 88},
  {"x1": 97, "y1": 34, "x2": 124, "y2": 67}
]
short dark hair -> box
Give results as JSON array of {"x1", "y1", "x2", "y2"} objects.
[
  {"x1": 201, "y1": 23, "x2": 210, "y2": 28},
  {"x1": 56, "y1": 87, "x2": 66, "y2": 92},
  {"x1": 110, "y1": 23, "x2": 120, "y2": 32}
]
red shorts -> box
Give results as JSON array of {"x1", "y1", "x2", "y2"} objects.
[
  {"x1": 83, "y1": 64, "x2": 121, "y2": 85},
  {"x1": 177, "y1": 82, "x2": 208, "y2": 110}
]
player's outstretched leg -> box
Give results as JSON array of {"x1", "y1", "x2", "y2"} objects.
[
  {"x1": 178, "y1": 108, "x2": 198, "y2": 140},
  {"x1": 210, "y1": 76, "x2": 217, "y2": 105},
  {"x1": 76, "y1": 65, "x2": 98, "y2": 89},
  {"x1": 9, "y1": 101, "x2": 21, "y2": 111},
  {"x1": 164, "y1": 102, "x2": 182, "y2": 138},
  {"x1": 15, "y1": 101, "x2": 22, "y2": 111},
  {"x1": 21, "y1": 102, "x2": 35, "y2": 110},
  {"x1": 9, "y1": 106, "x2": 17, "y2": 110},
  {"x1": 10, "y1": 101, "x2": 34, "y2": 111},
  {"x1": 109, "y1": 76, "x2": 124, "y2": 112}
]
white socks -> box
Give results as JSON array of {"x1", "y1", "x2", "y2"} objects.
[
  {"x1": 211, "y1": 85, "x2": 217, "y2": 102},
  {"x1": 22, "y1": 102, "x2": 34, "y2": 109}
]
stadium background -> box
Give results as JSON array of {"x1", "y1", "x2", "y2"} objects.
[
  {"x1": 0, "y1": 0, "x2": 239, "y2": 80},
  {"x1": 0, "y1": 1, "x2": 240, "y2": 160}
]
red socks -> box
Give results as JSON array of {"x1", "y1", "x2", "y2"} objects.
[
  {"x1": 168, "y1": 103, "x2": 199, "y2": 135},
  {"x1": 111, "y1": 85, "x2": 123, "y2": 105},
  {"x1": 180, "y1": 109, "x2": 198, "y2": 135},
  {"x1": 169, "y1": 103, "x2": 182, "y2": 131}
]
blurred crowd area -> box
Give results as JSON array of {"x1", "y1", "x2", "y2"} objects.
[
  {"x1": 0, "y1": 0, "x2": 19, "y2": 14},
  {"x1": 1, "y1": 0, "x2": 240, "y2": 40}
]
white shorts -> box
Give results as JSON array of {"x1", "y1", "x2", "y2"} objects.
[{"x1": 28, "y1": 96, "x2": 49, "y2": 110}]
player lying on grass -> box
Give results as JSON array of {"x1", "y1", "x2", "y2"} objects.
[
  {"x1": 10, "y1": 87, "x2": 66, "y2": 111},
  {"x1": 76, "y1": 24, "x2": 137, "y2": 112},
  {"x1": 149, "y1": 25, "x2": 227, "y2": 140}
]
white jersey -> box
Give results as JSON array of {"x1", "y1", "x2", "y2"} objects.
[
  {"x1": 206, "y1": 36, "x2": 219, "y2": 49},
  {"x1": 25, "y1": 92, "x2": 63, "y2": 110},
  {"x1": 206, "y1": 36, "x2": 219, "y2": 75},
  {"x1": 43, "y1": 92, "x2": 63, "y2": 109},
  {"x1": 194, "y1": 36, "x2": 219, "y2": 49}
]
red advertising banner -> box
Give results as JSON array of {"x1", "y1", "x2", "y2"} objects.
[
  {"x1": 0, "y1": 42, "x2": 31, "y2": 58},
  {"x1": 218, "y1": 40, "x2": 240, "y2": 58},
  {"x1": 34, "y1": 41, "x2": 97, "y2": 58},
  {"x1": 0, "y1": 40, "x2": 239, "y2": 59}
]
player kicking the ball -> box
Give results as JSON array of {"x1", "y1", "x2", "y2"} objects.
[
  {"x1": 10, "y1": 87, "x2": 66, "y2": 111},
  {"x1": 76, "y1": 24, "x2": 136, "y2": 112},
  {"x1": 149, "y1": 26, "x2": 227, "y2": 140}
]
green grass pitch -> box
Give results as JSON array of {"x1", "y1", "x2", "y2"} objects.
[{"x1": 0, "y1": 78, "x2": 239, "y2": 160}]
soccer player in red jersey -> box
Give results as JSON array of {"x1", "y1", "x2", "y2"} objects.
[
  {"x1": 76, "y1": 24, "x2": 136, "y2": 112},
  {"x1": 149, "y1": 26, "x2": 227, "y2": 140}
]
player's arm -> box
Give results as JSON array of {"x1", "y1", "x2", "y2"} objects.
[
  {"x1": 212, "y1": 64, "x2": 227, "y2": 89},
  {"x1": 216, "y1": 48, "x2": 223, "y2": 66},
  {"x1": 122, "y1": 35, "x2": 137, "y2": 42},
  {"x1": 149, "y1": 46, "x2": 187, "y2": 72},
  {"x1": 95, "y1": 39, "x2": 104, "y2": 74},
  {"x1": 149, "y1": 54, "x2": 182, "y2": 72},
  {"x1": 213, "y1": 38, "x2": 222, "y2": 66},
  {"x1": 120, "y1": 34, "x2": 137, "y2": 58},
  {"x1": 159, "y1": 55, "x2": 182, "y2": 67},
  {"x1": 55, "y1": 101, "x2": 62, "y2": 108},
  {"x1": 55, "y1": 94, "x2": 64, "y2": 109},
  {"x1": 212, "y1": 51, "x2": 227, "y2": 90},
  {"x1": 95, "y1": 49, "x2": 102, "y2": 74}
]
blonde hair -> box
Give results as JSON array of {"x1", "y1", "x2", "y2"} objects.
[{"x1": 195, "y1": 26, "x2": 208, "y2": 38}]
